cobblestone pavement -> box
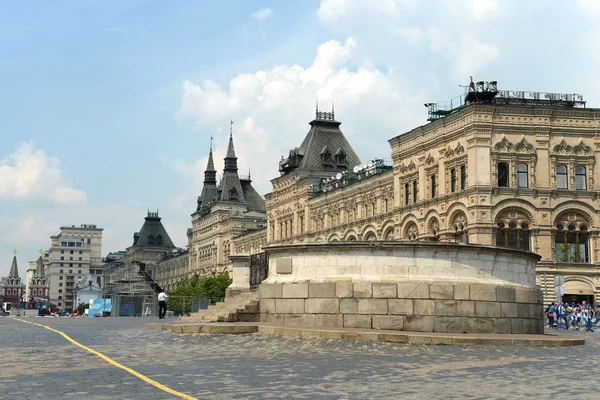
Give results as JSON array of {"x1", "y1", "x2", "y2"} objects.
[{"x1": 1, "y1": 316, "x2": 598, "y2": 400}]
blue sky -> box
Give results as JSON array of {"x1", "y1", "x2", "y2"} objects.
[{"x1": 1, "y1": 0, "x2": 598, "y2": 277}]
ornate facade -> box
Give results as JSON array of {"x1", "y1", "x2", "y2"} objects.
[
  {"x1": 188, "y1": 130, "x2": 266, "y2": 278},
  {"x1": 264, "y1": 98, "x2": 600, "y2": 304}
]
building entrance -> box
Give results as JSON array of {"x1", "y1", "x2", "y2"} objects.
[{"x1": 561, "y1": 294, "x2": 595, "y2": 305}]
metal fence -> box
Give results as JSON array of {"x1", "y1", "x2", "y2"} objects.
[{"x1": 91, "y1": 295, "x2": 216, "y2": 318}]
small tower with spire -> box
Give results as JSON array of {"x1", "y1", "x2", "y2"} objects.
[
  {"x1": 29, "y1": 249, "x2": 49, "y2": 302},
  {"x1": 2, "y1": 249, "x2": 24, "y2": 305},
  {"x1": 219, "y1": 119, "x2": 246, "y2": 203},
  {"x1": 197, "y1": 136, "x2": 219, "y2": 214}
]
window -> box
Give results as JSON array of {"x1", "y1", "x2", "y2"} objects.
[
  {"x1": 60, "y1": 256, "x2": 64, "y2": 260},
  {"x1": 59, "y1": 276, "x2": 63, "y2": 280},
  {"x1": 460, "y1": 165, "x2": 467, "y2": 190},
  {"x1": 450, "y1": 168, "x2": 457, "y2": 192},
  {"x1": 87, "y1": 239, "x2": 91, "y2": 245},
  {"x1": 431, "y1": 175, "x2": 436, "y2": 198},
  {"x1": 70, "y1": 250, "x2": 73, "y2": 254},
  {"x1": 79, "y1": 257, "x2": 82, "y2": 261},
  {"x1": 79, "y1": 250, "x2": 82, "y2": 254},
  {"x1": 517, "y1": 163, "x2": 528, "y2": 188},
  {"x1": 58, "y1": 289, "x2": 62, "y2": 293},
  {"x1": 495, "y1": 222, "x2": 530, "y2": 251},
  {"x1": 76, "y1": 242, "x2": 82, "y2": 247},
  {"x1": 229, "y1": 188, "x2": 238, "y2": 201},
  {"x1": 60, "y1": 263, "x2": 63, "y2": 267},
  {"x1": 412, "y1": 180, "x2": 418, "y2": 203},
  {"x1": 556, "y1": 164, "x2": 568, "y2": 189},
  {"x1": 59, "y1": 269, "x2": 63, "y2": 273},
  {"x1": 575, "y1": 165, "x2": 587, "y2": 190},
  {"x1": 61, "y1": 250, "x2": 64, "y2": 254},
  {"x1": 497, "y1": 162, "x2": 509, "y2": 187},
  {"x1": 555, "y1": 224, "x2": 589, "y2": 263},
  {"x1": 404, "y1": 183, "x2": 410, "y2": 205}
]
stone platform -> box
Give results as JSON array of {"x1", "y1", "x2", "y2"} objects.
[
  {"x1": 147, "y1": 322, "x2": 584, "y2": 347},
  {"x1": 257, "y1": 242, "x2": 544, "y2": 334}
]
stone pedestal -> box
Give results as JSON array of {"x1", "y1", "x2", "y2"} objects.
[
  {"x1": 226, "y1": 254, "x2": 251, "y2": 298},
  {"x1": 258, "y1": 242, "x2": 544, "y2": 334}
]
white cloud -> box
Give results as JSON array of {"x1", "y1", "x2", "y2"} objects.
[
  {"x1": 250, "y1": 8, "x2": 273, "y2": 21},
  {"x1": 0, "y1": 141, "x2": 87, "y2": 204}
]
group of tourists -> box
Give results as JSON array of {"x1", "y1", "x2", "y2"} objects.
[{"x1": 545, "y1": 301, "x2": 596, "y2": 332}]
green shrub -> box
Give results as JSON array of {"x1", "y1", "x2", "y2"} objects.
[{"x1": 167, "y1": 274, "x2": 232, "y2": 314}]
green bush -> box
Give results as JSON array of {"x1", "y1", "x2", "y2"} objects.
[{"x1": 167, "y1": 274, "x2": 232, "y2": 314}]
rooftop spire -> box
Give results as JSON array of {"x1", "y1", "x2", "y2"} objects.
[
  {"x1": 8, "y1": 249, "x2": 19, "y2": 278},
  {"x1": 225, "y1": 120, "x2": 237, "y2": 160},
  {"x1": 206, "y1": 136, "x2": 215, "y2": 173},
  {"x1": 33, "y1": 253, "x2": 45, "y2": 278}
]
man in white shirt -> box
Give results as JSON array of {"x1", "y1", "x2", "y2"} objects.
[{"x1": 158, "y1": 291, "x2": 168, "y2": 319}]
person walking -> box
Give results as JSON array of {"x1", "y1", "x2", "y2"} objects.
[{"x1": 158, "y1": 290, "x2": 168, "y2": 319}]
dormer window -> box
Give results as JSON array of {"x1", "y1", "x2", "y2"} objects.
[
  {"x1": 148, "y1": 233, "x2": 155, "y2": 245},
  {"x1": 156, "y1": 234, "x2": 163, "y2": 245},
  {"x1": 335, "y1": 148, "x2": 347, "y2": 166},
  {"x1": 229, "y1": 188, "x2": 238, "y2": 201},
  {"x1": 321, "y1": 146, "x2": 333, "y2": 166}
]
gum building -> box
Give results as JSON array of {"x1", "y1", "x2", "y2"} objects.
[{"x1": 263, "y1": 82, "x2": 600, "y2": 304}]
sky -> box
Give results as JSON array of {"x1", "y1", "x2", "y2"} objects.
[{"x1": 1, "y1": 0, "x2": 599, "y2": 277}]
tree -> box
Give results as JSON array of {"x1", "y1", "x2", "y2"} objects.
[
  {"x1": 167, "y1": 274, "x2": 232, "y2": 315},
  {"x1": 76, "y1": 302, "x2": 89, "y2": 315}
]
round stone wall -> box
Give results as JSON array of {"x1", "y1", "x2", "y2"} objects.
[{"x1": 258, "y1": 242, "x2": 544, "y2": 334}]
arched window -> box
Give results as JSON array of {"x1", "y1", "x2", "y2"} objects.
[
  {"x1": 404, "y1": 222, "x2": 418, "y2": 241},
  {"x1": 384, "y1": 228, "x2": 395, "y2": 241},
  {"x1": 495, "y1": 210, "x2": 531, "y2": 251},
  {"x1": 431, "y1": 175, "x2": 437, "y2": 198},
  {"x1": 556, "y1": 164, "x2": 568, "y2": 189},
  {"x1": 460, "y1": 165, "x2": 467, "y2": 190},
  {"x1": 346, "y1": 235, "x2": 357, "y2": 241},
  {"x1": 450, "y1": 212, "x2": 468, "y2": 244},
  {"x1": 555, "y1": 221, "x2": 590, "y2": 263},
  {"x1": 517, "y1": 163, "x2": 528, "y2": 188},
  {"x1": 404, "y1": 183, "x2": 410, "y2": 205},
  {"x1": 497, "y1": 162, "x2": 509, "y2": 187},
  {"x1": 575, "y1": 165, "x2": 587, "y2": 190},
  {"x1": 33, "y1": 288, "x2": 37, "y2": 295},
  {"x1": 364, "y1": 232, "x2": 377, "y2": 241}
]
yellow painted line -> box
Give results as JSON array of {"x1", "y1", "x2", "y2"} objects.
[{"x1": 14, "y1": 318, "x2": 197, "y2": 400}]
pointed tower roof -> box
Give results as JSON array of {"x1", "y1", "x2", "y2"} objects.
[
  {"x1": 131, "y1": 211, "x2": 176, "y2": 249},
  {"x1": 278, "y1": 106, "x2": 361, "y2": 176},
  {"x1": 33, "y1": 253, "x2": 45, "y2": 278},
  {"x1": 197, "y1": 137, "x2": 219, "y2": 213},
  {"x1": 219, "y1": 120, "x2": 246, "y2": 203},
  {"x1": 8, "y1": 250, "x2": 19, "y2": 278}
]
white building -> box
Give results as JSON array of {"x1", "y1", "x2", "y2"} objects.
[
  {"x1": 46, "y1": 224, "x2": 103, "y2": 312},
  {"x1": 74, "y1": 272, "x2": 103, "y2": 308}
]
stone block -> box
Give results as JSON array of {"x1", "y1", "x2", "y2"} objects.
[
  {"x1": 353, "y1": 283, "x2": 373, "y2": 298},
  {"x1": 496, "y1": 287, "x2": 516, "y2": 303},
  {"x1": 510, "y1": 318, "x2": 522, "y2": 334},
  {"x1": 373, "y1": 283, "x2": 397, "y2": 298},
  {"x1": 372, "y1": 315, "x2": 405, "y2": 331},
  {"x1": 388, "y1": 299, "x2": 413, "y2": 315},
  {"x1": 260, "y1": 313, "x2": 285, "y2": 324},
  {"x1": 259, "y1": 298, "x2": 276, "y2": 314},
  {"x1": 521, "y1": 318, "x2": 538, "y2": 334},
  {"x1": 475, "y1": 301, "x2": 502, "y2": 318},
  {"x1": 275, "y1": 299, "x2": 305, "y2": 314},
  {"x1": 276, "y1": 258, "x2": 292, "y2": 274},
  {"x1": 469, "y1": 285, "x2": 497, "y2": 301},
  {"x1": 465, "y1": 318, "x2": 494, "y2": 334},
  {"x1": 433, "y1": 317, "x2": 466, "y2": 333},
  {"x1": 517, "y1": 303, "x2": 534, "y2": 318},
  {"x1": 493, "y1": 318, "x2": 511, "y2": 334},
  {"x1": 434, "y1": 300, "x2": 456, "y2": 316},
  {"x1": 309, "y1": 283, "x2": 335, "y2": 298},
  {"x1": 282, "y1": 283, "x2": 308, "y2": 299},
  {"x1": 453, "y1": 284, "x2": 470, "y2": 300},
  {"x1": 404, "y1": 316, "x2": 434, "y2": 332},
  {"x1": 344, "y1": 314, "x2": 372, "y2": 329},
  {"x1": 357, "y1": 299, "x2": 388, "y2": 315},
  {"x1": 259, "y1": 283, "x2": 282, "y2": 299},
  {"x1": 335, "y1": 283, "x2": 353, "y2": 298},
  {"x1": 501, "y1": 302, "x2": 518, "y2": 318},
  {"x1": 430, "y1": 284, "x2": 454, "y2": 299},
  {"x1": 339, "y1": 298, "x2": 358, "y2": 314},
  {"x1": 305, "y1": 298, "x2": 339, "y2": 314},
  {"x1": 413, "y1": 300, "x2": 434, "y2": 316},
  {"x1": 397, "y1": 282, "x2": 429, "y2": 299},
  {"x1": 455, "y1": 301, "x2": 475, "y2": 317},
  {"x1": 284, "y1": 313, "x2": 315, "y2": 326},
  {"x1": 315, "y1": 314, "x2": 344, "y2": 327},
  {"x1": 515, "y1": 288, "x2": 537, "y2": 304}
]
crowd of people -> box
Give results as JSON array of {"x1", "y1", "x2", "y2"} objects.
[{"x1": 545, "y1": 301, "x2": 596, "y2": 332}]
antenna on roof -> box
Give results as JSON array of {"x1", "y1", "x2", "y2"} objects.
[
  {"x1": 331, "y1": 100, "x2": 335, "y2": 119},
  {"x1": 210, "y1": 135, "x2": 213, "y2": 152},
  {"x1": 229, "y1": 119, "x2": 234, "y2": 138}
]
